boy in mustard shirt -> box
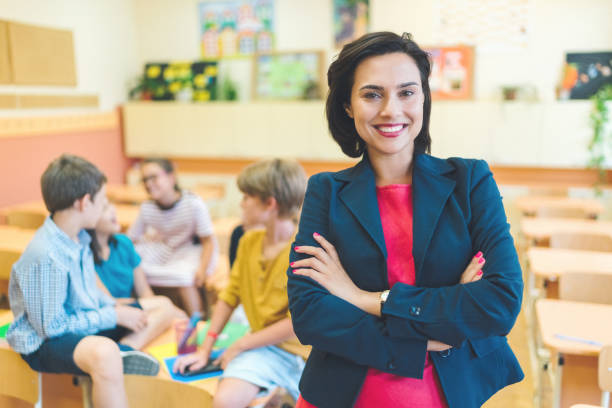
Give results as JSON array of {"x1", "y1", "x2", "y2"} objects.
[{"x1": 174, "y1": 159, "x2": 309, "y2": 407}]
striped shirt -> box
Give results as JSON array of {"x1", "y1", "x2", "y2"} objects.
[
  {"x1": 128, "y1": 191, "x2": 218, "y2": 286},
  {"x1": 7, "y1": 217, "x2": 117, "y2": 355}
]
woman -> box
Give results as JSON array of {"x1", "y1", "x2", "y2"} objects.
[
  {"x1": 287, "y1": 32, "x2": 524, "y2": 408},
  {"x1": 128, "y1": 158, "x2": 218, "y2": 316}
]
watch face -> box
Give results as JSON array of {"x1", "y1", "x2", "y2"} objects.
[{"x1": 381, "y1": 290, "x2": 389, "y2": 303}]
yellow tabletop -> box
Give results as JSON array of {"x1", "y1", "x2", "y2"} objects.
[
  {"x1": 520, "y1": 217, "x2": 612, "y2": 241},
  {"x1": 515, "y1": 196, "x2": 604, "y2": 217},
  {"x1": 536, "y1": 298, "x2": 612, "y2": 356},
  {"x1": 527, "y1": 247, "x2": 612, "y2": 279}
]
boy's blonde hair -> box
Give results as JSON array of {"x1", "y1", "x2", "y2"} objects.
[{"x1": 237, "y1": 159, "x2": 307, "y2": 219}]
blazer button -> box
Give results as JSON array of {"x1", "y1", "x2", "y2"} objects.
[
  {"x1": 439, "y1": 349, "x2": 452, "y2": 358},
  {"x1": 409, "y1": 306, "x2": 421, "y2": 316},
  {"x1": 387, "y1": 361, "x2": 396, "y2": 370}
]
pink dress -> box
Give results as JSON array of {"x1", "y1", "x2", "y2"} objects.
[{"x1": 296, "y1": 184, "x2": 448, "y2": 408}]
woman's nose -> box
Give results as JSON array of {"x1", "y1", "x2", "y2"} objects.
[{"x1": 379, "y1": 95, "x2": 401, "y2": 117}]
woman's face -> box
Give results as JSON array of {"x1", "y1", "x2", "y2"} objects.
[
  {"x1": 240, "y1": 193, "x2": 271, "y2": 228},
  {"x1": 95, "y1": 203, "x2": 120, "y2": 235},
  {"x1": 141, "y1": 162, "x2": 176, "y2": 201},
  {"x1": 346, "y1": 52, "x2": 424, "y2": 160}
]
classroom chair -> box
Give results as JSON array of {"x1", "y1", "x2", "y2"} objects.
[
  {"x1": 550, "y1": 232, "x2": 612, "y2": 252},
  {"x1": 559, "y1": 271, "x2": 612, "y2": 305},
  {"x1": 0, "y1": 347, "x2": 42, "y2": 407},
  {"x1": 536, "y1": 206, "x2": 590, "y2": 219},
  {"x1": 124, "y1": 374, "x2": 213, "y2": 408},
  {"x1": 569, "y1": 344, "x2": 612, "y2": 408}
]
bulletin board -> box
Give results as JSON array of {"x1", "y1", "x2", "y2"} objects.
[
  {"x1": 7, "y1": 21, "x2": 77, "y2": 86},
  {"x1": 253, "y1": 51, "x2": 325, "y2": 100},
  {"x1": 0, "y1": 21, "x2": 11, "y2": 84}
]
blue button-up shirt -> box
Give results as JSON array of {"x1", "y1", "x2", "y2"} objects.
[{"x1": 7, "y1": 217, "x2": 116, "y2": 354}]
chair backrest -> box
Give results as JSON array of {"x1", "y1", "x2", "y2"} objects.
[
  {"x1": 536, "y1": 206, "x2": 589, "y2": 219},
  {"x1": 601, "y1": 345, "x2": 612, "y2": 394},
  {"x1": 0, "y1": 347, "x2": 41, "y2": 406},
  {"x1": 559, "y1": 271, "x2": 612, "y2": 305},
  {"x1": 550, "y1": 232, "x2": 612, "y2": 252},
  {"x1": 124, "y1": 374, "x2": 213, "y2": 408},
  {"x1": 6, "y1": 211, "x2": 46, "y2": 229}
]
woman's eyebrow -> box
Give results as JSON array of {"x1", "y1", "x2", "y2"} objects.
[
  {"x1": 398, "y1": 82, "x2": 419, "y2": 88},
  {"x1": 358, "y1": 82, "x2": 419, "y2": 91}
]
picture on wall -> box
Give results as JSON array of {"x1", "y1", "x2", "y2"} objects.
[
  {"x1": 425, "y1": 45, "x2": 474, "y2": 100},
  {"x1": 253, "y1": 51, "x2": 324, "y2": 100},
  {"x1": 143, "y1": 61, "x2": 218, "y2": 102},
  {"x1": 333, "y1": 0, "x2": 369, "y2": 49},
  {"x1": 199, "y1": 0, "x2": 274, "y2": 58},
  {"x1": 558, "y1": 52, "x2": 612, "y2": 100}
]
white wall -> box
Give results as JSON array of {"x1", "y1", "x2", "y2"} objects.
[{"x1": 0, "y1": 0, "x2": 141, "y2": 115}]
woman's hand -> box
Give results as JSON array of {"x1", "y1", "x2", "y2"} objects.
[
  {"x1": 427, "y1": 340, "x2": 452, "y2": 351},
  {"x1": 291, "y1": 233, "x2": 361, "y2": 304},
  {"x1": 460, "y1": 252, "x2": 486, "y2": 284},
  {"x1": 173, "y1": 349, "x2": 210, "y2": 375}
]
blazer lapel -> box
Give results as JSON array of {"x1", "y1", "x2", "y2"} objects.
[
  {"x1": 336, "y1": 157, "x2": 388, "y2": 258},
  {"x1": 412, "y1": 154, "x2": 456, "y2": 284}
]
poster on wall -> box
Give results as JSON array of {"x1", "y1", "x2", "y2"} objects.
[
  {"x1": 253, "y1": 51, "x2": 324, "y2": 100},
  {"x1": 558, "y1": 52, "x2": 612, "y2": 100},
  {"x1": 199, "y1": 0, "x2": 274, "y2": 58},
  {"x1": 333, "y1": 0, "x2": 369, "y2": 49},
  {"x1": 425, "y1": 45, "x2": 474, "y2": 100},
  {"x1": 144, "y1": 61, "x2": 218, "y2": 101}
]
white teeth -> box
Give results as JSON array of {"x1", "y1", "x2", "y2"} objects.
[{"x1": 378, "y1": 125, "x2": 403, "y2": 132}]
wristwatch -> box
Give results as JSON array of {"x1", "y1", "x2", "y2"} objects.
[{"x1": 379, "y1": 290, "x2": 390, "y2": 313}]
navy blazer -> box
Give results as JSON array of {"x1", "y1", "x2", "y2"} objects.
[{"x1": 287, "y1": 153, "x2": 524, "y2": 408}]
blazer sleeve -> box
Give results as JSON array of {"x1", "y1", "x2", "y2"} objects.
[
  {"x1": 382, "y1": 160, "x2": 523, "y2": 346},
  {"x1": 287, "y1": 174, "x2": 428, "y2": 378}
]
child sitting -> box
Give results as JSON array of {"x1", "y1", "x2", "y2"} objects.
[
  {"x1": 7, "y1": 154, "x2": 159, "y2": 408},
  {"x1": 174, "y1": 158, "x2": 310, "y2": 407},
  {"x1": 88, "y1": 203, "x2": 187, "y2": 350},
  {"x1": 128, "y1": 158, "x2": 218, "y2": 316}
]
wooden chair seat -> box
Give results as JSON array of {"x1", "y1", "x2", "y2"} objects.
[{"x1": 0, "y1": 347, "x2": 41, "y2": 407}]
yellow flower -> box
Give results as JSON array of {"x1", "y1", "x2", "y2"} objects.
[
  {"x1": 178, "y1": 67, "x2": 191, "y2": 79},
  {"x1": 194, "y1": 90, "x2": 210, "y2": 101},
  {"x1": 147, "y1": 65, "x2": 161, "y2": 78},
  {"x1": 204, "y1": 65, "x2": 218, "y2": 76},
  {"x1": 169, "y1": 81, "x2": 182, "y2": 93},
  {"x1": 194, "y1": 74, "x2": 207, "y2": 88},
  {"x1": 164, "y1": 68, "x2": 176, "y2": 81}
]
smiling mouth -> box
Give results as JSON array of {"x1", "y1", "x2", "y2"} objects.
[{"x1": 373, "y1": 124, "x2": 408, "y2": 137}]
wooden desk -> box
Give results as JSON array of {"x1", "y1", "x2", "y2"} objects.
[
  {"x1": 528, "y1": 247, "x2": 612, "y2": 280},
  {"x1": 107, "y1": 184, "x2": 226, "y2": 205},
  {"x1": 515, "y1": 196, "x2": 604, "y2": 217},
  {"x1": 521, "y1": 218, "x2": 612, "y2": 244},
  {"x1": 1, "y1": 201, "x2": 139, "y2": 232},
  {"x1": 536, "y1": 299, "x2": 612, "y2": 408}
]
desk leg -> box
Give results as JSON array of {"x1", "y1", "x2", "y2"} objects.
[
  {"x1": 602, "y1": 391, "x2": 610, "y2": 408},
  {"x1": 553, "y1": 353, "x2": 564, "y2": 408}
]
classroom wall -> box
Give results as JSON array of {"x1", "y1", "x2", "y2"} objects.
[
  {"x1": 0, "y1": 0, "x2": 140, "y2": 114},
  {"x1": 0, "y1": 111, "x2": 130, "y2": 207},
  {"x1": 127, "y1": 0, "x2": 612, "y2": 167}
]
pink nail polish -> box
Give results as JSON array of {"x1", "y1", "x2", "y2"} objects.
[
  {"x1": 476, "y1": 251, "x2": 482, "y2": 258},
  {"x1": 477, "y1": 270, "x2": 483, "y2": 275},
  {"x1": 294, "y1": 246, "x2": 300, "y2": 250},
  {"x1": 290, "y1": 262, "x2": 295, "y2": 266},
  {"x1": 478, "y1": 258, "x2": 485, "y2": 264},
  {"x1": 313, "y1": 232, "x2": 320, "y2": 237}
]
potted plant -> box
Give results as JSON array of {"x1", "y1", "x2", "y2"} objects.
[{"x1": 587, "y1": 84, "x2": 612, "y2": 188}]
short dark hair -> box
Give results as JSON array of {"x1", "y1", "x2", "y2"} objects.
[
  {"x1": 41, "y1": 154, "x2": 107, "y2": 213},
  {"x1": 326, "y1": 31, "x2": 432, "y2": 158},
  {"x1": 142, "y1": 157, "x2": 180, "y2": 192}
]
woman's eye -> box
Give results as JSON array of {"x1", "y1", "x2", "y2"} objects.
[
  {"x1": 400, "y1": 89, "x2": 415, "y2": 97},
  {"x1": 363, "y1": 92, "x2": 381, "y2": 99}
]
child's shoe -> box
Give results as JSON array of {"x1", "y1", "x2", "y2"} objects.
[{"x1": 120, "y1": 350, "x2": 160, "y2": 376}]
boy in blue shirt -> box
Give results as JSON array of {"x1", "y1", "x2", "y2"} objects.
[{"x1": 7, "y1": 154, "x2": 159, "y2": 408}]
